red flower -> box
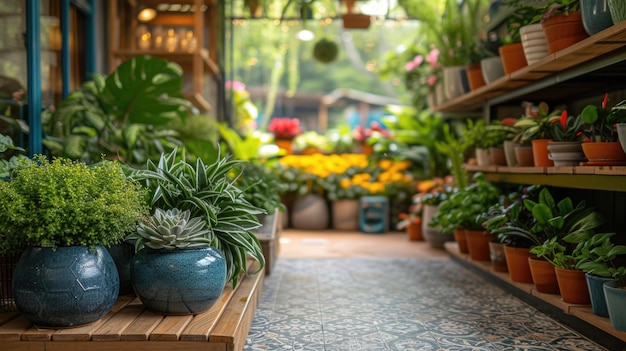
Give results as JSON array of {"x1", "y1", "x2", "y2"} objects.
[
  {"x1": 560, "y1": 110, "x2": 568, "y2": 129},
  {"x1": 602, "y1": 93, "x2": 609, "y2": 109},
  {"x1": 268, "y1": 118, "x2": 302, "y2": 139}
]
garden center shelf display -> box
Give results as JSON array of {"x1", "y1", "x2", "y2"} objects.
[
  {"x1": 432, "y1": 21, "x2": 626, "y2": 115},
  {"x1": 441, "y1": 21, "x2": 626, "y2": 345}
]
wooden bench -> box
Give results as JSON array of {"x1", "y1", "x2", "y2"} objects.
[
  {"x1": 0, "y1": 262, "x2": 264, "y2": 351},
  {"x1": 254, "y1": 211, "x2": 282, "y2": 276}
]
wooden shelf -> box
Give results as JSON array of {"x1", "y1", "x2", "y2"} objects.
[
  {"x1": 465, "y1": 164, "x2": 626, "y2": 191},
  {"x1": 433, "y1": 21, "x2": 626, "y2": 113},
  {"x1": 445, "y1": 242, "x2": 626, "y2": 344},
  {"x1": 0, "y1": 262, "x2": 264, "y2": 351}
]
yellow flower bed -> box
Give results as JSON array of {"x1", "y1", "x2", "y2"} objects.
[{"x1": 278, "y1": 154, "x2": 415, "y2": 198}]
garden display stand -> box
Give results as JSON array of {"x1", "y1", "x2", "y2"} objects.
[{"x1": 0, "y1": 261, "x2": 263, "y2": 351}]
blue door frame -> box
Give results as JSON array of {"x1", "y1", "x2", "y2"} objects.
[{"x1": 25, "y1": 0, "x2": 95, "y2": 156}]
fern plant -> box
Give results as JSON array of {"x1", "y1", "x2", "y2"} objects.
[
  {"x1": 128, "y1": 208, "x2": 212, "y2": 251},
  {"x1": 127, "y1": 148, "x2": 265, "y2": 288}
]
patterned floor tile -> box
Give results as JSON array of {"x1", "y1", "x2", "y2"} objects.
[{"x1": 244, "y1": 259, "x2": 608, "y2": 351}]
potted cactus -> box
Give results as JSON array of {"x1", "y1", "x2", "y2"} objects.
[{"x1": 127, "y1": 208, "x2": 226, "y2": 315}]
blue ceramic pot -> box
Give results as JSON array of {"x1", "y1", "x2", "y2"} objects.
[
  {"x1": 12, "y1": 245, "x2": 119, "y2": 327},
  {"x1": 130, "y1": 247, "x2": 226, "y2": 315},
  {"x1": 585, "y1": 273, "x2": 611, "y2": 317},
  {"x1": 608, "y1": 0, "x2": 626, "y2": 24},
  {"x1": 106, "y1": 241, "x2": 136, "y2": 295},
  {"x1": 604, "y1": 280, "x2": 626, "y2": 331},
  {"x1": 581, "y1": 0, "x2": 614, "y2": 35}
]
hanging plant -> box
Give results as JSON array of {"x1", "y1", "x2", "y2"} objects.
[{"x1": 313, "y1": 37, "x2": 339, "y2": 63}]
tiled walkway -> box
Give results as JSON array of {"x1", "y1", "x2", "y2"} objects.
[
  {"x1": 244, "y1": 231, "x2": 612, "y2": 351},
  {"x1": 244, "y1": 258, "x2": 607, "y2": 351}
]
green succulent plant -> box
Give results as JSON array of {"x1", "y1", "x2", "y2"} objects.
[{"x1": 129, "y1": 208, "x2": 211, "y2": 251}]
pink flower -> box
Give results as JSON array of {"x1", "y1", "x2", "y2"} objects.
[
  {"x1": 225, "y1": 80, "x2": 246, "y2": 92},
  {"x1": 427, "y1": 75, "x2": 437, "y2": 86},
  {"x1": 405, "y1": 55, "x2": 424, "y2": 71},
  {"x1": 427, "y1": 49, "x2": 439, "y2": 68}
]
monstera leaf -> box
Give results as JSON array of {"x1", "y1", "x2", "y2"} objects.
[{"x1": 101, "y1": 55, "x2": 192, "y2": 126}]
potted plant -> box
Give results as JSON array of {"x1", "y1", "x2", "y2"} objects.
[
  {"x1": 574, "y1": 232, "x2": 626, "y2": 317},
  {"x1": 312, "y1": 37, "x2": 339, "y2": 64},
  {"x1": 0, "y1": 156, "x2": 148, "y2": 327},
  {"x1": 128, "y1": 148, "x2": 265, "y2": 289},
  {"x1": 268, "y1": 117, "x2": 303, "y2": 155},
  {"x1": 540, "y1": 1, "x2": 588, "y2": 54},
  {"x1": 323, "y1": 159, "x2": 370, "y2": 231},
  {"x1": 547, "y1": 109, "x2": 586, "y2": 166},
  {"x1": 431, "y1": 172, "x2": 502, "y2": 261},
  {"x1": 411, "y1": 176, "x2": 456, "y2": 249},
  {"x1": 127, "y1": 208, "x2": 226, "y2": 315},
  {"x1": 580, "y1": 94, "x2": 626, "y2": 163},
  {"x1": 499, "y1": 0, "x2": 544, "y2": 71},
  {"x1": 514, "y1": 101, "x2": 563, "y2": 166}
]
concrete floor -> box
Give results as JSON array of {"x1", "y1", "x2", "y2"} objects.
[{"x1": 278, "y1": 229, "x2": 449, "y2": 259}]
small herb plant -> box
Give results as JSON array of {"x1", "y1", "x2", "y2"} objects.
[
  {"x1": 128, "y1": 148, "x2": 265, "y2": 288},
  {"x1": 0, "y1": 156, "x2": 148, "y2": 253}
]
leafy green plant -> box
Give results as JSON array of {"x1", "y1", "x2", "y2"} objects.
[
  {"x1": 550, "y1": 110, "x2": 584, "y2": 141},
  {"x1": 42, "y1": 55, "x2": 193, "y2": 166},
  {"x1": 484, "y1": 185, "x2": 542, "y2": 248},
  {"x1": 464, "y1": 119, "x2": 518, "y2": 149},
  {"x1": 575, "y1": 232, "x2": 626, "y2": 287},
  {"x1": 492, "y1": 187, "x2": 604, "y2": 250},
  {"x1": 430, "y1": 172, "x2": 501, "y2": 232},
  {"x1": 580, "y1": 95, "x2": 626, "y2": 142},
  {"x1": 127, "y1": 148, "x2": 265, "y2": 288},
  {"x1": 235, "y1": 162, "x2": 287, "y2": 214},
  {"x1": 0, "y1": 133, "x2": 28, "y2": 178},
  {"x1": 435, "y1": 123, "x2": 471, "y2": 189},
  {"x1": 514, "y1": 102, "x2": 562, "y2": 142},
  {"x1": 501, "y1": 0, "x2": 544, "y2": 43},
  {"x1": 128, "y1": 208, "x2": 211, "y2": 250},
  {"x1": 0, "y1": 156, "x2": 148, "y2": 254}
]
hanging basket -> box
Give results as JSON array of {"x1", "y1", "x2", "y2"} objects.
[
  {"x1": 342, "y1": 13, "x2": 371, "y2": 29},
  {"x1": 313, "y1": 38, "x2": 339, "y2": 63}
]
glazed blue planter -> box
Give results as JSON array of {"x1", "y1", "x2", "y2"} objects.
[
  {"x1": 106, "y1": 241, "x2": 136, "y2": 296},
  {"x1": 581, "y1": 0, "x2": 614, "y2": 36},
  {"x1": 604, "y1": 280, "x2": 626, "y2": 332},
  {"x1": 12, "y1": 245, "x2": 119, "y2": 328},
  {"x1": 130, "y1": 247, "x2": 226, "y2": 315},
  {"x1": 585, "y1": 273, "x2": 612, "y2": 317}
]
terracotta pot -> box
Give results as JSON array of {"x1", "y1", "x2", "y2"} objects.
[
  {"x1": 453, "y1": 228, "x2": 469, "y2": 254},
  {"x1": 542, "y1": 12, "x2": 589, "y2": 54},
  {"x1": 503, "y1": 245, "x2": 534, "y2": 283},
  {"x1": 489, "y1": 241, "x2": 508, "y2": 272},
  {"x1": 514, "y1": 145, "x2": 534, "y2": 166},
  {"x1": 407, "y1": 221, "x2": 423, "y2": 241},
  {"x1": 275, "y1": 139, "x2": 293, "y2": 155},
  {"x1": 498, "y1": 42, "x2": 528, "y2": 74},
  {"x1": 531, "y1": 139, "x2": 554, "y2": 167},
  {"x1": 331, "y1": 199, "x2": 360, "y2": 231},
  {"x1": 490, "y1": 147, "x2": 507, "y2": 166},
  {"x1": 466, "y1": 62, "x2": 486, "y2": 90},
  {"x1": 555, "y1": 267, "x2": 591, "y2": 304},
  {"x1": 528, "y1": 256, "x2": 560, "y2": 294},
  {"x1": 466, "y1": 229, "x2": 493, "y2": 261},
  {"x1": 581, "y1": 141, "x2": 626, "y2": 164}
]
